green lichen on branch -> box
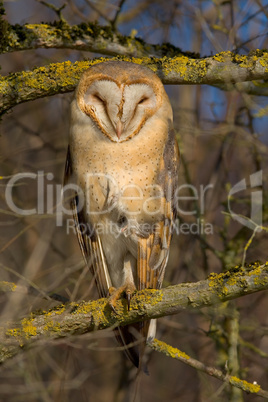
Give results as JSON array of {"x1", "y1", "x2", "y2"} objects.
[
  {"x1": 0, "y1": 20, "x2": 191, "y2": 58},
  {"x1": 1, "y1": 50, "x2": 268, "y2": 115},
  {"x1": 0, "y1": 261, "x2": 267, "y2": 364},
  {"x1": 230, "y1": 376, "x2": 261, "y2": 394},
  {"x1": 151, "y1": 339, "x2": 190, "y2": 360},
  {"x1": 208, "y1": 261, "x2": 268, "y2": 298},
  {"x1": 1, "y1": 288, "x2": 163, "y2": 351},
  {"x1": 0, "y1": 281, "x2": 16, "y2": 292}
]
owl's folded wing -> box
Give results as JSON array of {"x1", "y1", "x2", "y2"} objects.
[
  {"x1": 64, "y1": 145, "x2": 112, "y2": 298},
  {"x1": 137, "y1": 127, "x2": 180, "y2": 292}
]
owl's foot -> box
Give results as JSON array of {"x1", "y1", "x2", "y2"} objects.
[{"x1": 108, "y1": 283, "x2": 136, "y2": 312}]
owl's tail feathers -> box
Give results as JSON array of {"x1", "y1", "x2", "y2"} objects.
[
  {"x1": 138, "y1": 319, "x2": 157, "y2": 374},
  {"x1": 115, "y1": 320, "x2": 155, "y2": 374},
  {"x1": 147, "y1": 318, "x2": 157, "y2": 341},
  {"x1": 114, "y1": 325, "x2": 140, "y2": 369}
]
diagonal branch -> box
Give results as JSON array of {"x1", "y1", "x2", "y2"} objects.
[
  {"x1": 149, "y1": 339, "x2": 268, "y2": 399},
  {"x1": 0, "y1": 262, "x2": 267, "y2": 364},
  {"x1": 1, "y1": 51, "x2": 268, "y2": 115}
]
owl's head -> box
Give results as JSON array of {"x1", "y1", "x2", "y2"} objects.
[{"x1": 72, "y1": 61, "x2": 171, "y2": 142}]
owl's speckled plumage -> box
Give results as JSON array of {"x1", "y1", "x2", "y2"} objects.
[{"x1": 65, "y1": 61, "x2": 179, "y2": 370}]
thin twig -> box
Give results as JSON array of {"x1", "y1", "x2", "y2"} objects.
[
  {"x1": 111, "y1": 0, "x2": 127, "y2": 29},
  {"x1": 84, "y1": 0, "x2": 111, "y2": 23},
  {"x1": 36, "y1": 0, "x2": 67, "y2": 21}
]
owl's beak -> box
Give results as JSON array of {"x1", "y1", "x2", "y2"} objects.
[{"x1": 116, "y1": 120, "x2": 123, "y2": 139}]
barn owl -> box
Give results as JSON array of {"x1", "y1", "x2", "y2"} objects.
[{"x1": 64, "y1": 61, "x2": 179, "y2": 370}]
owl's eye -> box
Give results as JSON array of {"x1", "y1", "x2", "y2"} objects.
[
  {"x1": 138, "y1": 97, "x2": 149, "y2": 105},
  {"x1": 93, "y1": 94, "x2": 105, "y2": 103}
]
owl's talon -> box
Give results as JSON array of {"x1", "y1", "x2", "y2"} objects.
[
  {"x1": 126, "y1": 291, "x2": 132, "y2": 311},
  {"x1": 109, "y1": 302, "x2": 117, "y2": 313},
  {"x1": 108, "y1": 284, "x2": 136, "y2": 313}
]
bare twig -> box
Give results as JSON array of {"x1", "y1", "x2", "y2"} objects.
[{"x1": 111, "y1": 0, "x2": 127, "y2": 30}]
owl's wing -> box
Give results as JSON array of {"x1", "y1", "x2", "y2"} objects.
[
  {"x1": 133, "y1": 127, "x2": 179, "y2": 367},
  {"x1": 137, "y1": 128, "x2": 179, "y2": 292},
  {"x1": 64, "y1": 146, "x2": 112, "y2": 298}
]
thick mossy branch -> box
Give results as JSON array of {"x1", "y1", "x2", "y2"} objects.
[
  {"x1": 0, "y1": 262, "x2": 267, "y2": 364},
  {"x1": 0, "y1": 21, "x2": 190, "y2": 57},
  {"x1": 1, "y1": 51, "x2": 268, "y2": 115},
  {"x1": 149, "y1": 339, "x2": 268, "y2": 399}
]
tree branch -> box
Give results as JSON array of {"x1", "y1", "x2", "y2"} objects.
[
  {"x1": 0, "y1": 21, "x2": 186, "y2": 57},
  {"x1": 1, "y1": 262, "x2": 267, "y2": 364},
  {"x1": 1, "y1": 50, "x2": 268, "y2": 115},
  {"x1": 149, "y1": 339, "x2": 268, "y2": 399}
]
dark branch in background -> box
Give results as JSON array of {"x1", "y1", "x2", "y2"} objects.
[
  {"x1": 1, "y1": 50, "x2": 268, "y2": 116},
  {"x1": 223, "y1": 81, "x2": 268, "y2": 96}
]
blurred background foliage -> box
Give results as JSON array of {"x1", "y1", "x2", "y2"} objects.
[{"x1": 0, "y1": 1, "x2": 268, "y2": 401}]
